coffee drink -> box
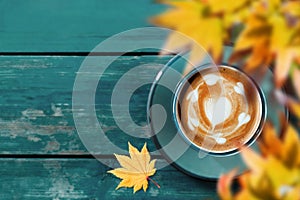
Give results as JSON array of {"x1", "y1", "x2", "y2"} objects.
[{"x1": 175, "y1": 65, "x2": 265, "y2": 154}]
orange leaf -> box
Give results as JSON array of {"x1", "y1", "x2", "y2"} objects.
[
  {"x1": 244, "y1": 39, "x2": 270, "y2": 71},
  {"x1": 151, "y1": 0, "x2": 236, "y2": 69},
  {"x1": 240, "y1": 147, "x2": 265, "y2": 174},
  {"x1": 274, "y1": 49, "x2": 294, "y2": 88},
  {"x1": 217, "y1": 169, "x2": 237, "y2": 200},
  {"x1": 281, "y1": 125, "x2": 300, "y2": 167},
  {"x1": 259, "y1": 122, "x2": 283, "y2": 158}
]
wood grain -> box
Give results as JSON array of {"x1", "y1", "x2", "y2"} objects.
[
  {"x1": 0, "y1": 56, "x2": 172, "y2": 154},
  {"x1": 0, "y1": 158, "x2": 219, "y2": 200},
  {"x1": 0, "y1": 0, "x2": 166, "y2": 52},
  {"x1": 0, "y1": 0, "x2": 226, "y2": 198}
]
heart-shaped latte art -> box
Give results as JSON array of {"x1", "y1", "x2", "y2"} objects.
[
  {"x1": 238, "y1": 112, "x2": 251, "y2": 127},
  {"x1": 179, "y1": 65, "x2": 263, "y2": 152},
  {"x1": 234, "y1": 82, "x2": 245, "y2": 95},
  {"x1": 204, "y1": 96, "x2": 232, "y2": 127}
]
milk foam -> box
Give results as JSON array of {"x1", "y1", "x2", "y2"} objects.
[
  {"x1": 234, "y1": 82, "x2": 245, "y2": 95},
  {"x1": 184, "y1": 72, "x2": 251, "y2": 144},
  {"x1": 203, "y1": 74, "x2": 220, "y2": 85},
  {"x1": 210, "y1": 133, "x2": 227, "y2": 144},
  {"x1": 178, "y1": 65, "x2": 263, "y2": 153},
  {"x1": 204, "y1": 97, "x2": 232, "y2": 127}
]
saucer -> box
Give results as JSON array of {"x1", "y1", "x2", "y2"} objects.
[{"x1": 147, "y1": 46, "x2": 287, "y2": 179}]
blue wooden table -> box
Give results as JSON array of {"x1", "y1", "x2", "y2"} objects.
[{"x1": 0, "y1": 1, "x2": 219, "y2": 199}]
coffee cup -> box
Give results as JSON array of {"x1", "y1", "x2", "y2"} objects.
[{"x1": 173, "y1": 64, "x2": 267, "y2": 156}]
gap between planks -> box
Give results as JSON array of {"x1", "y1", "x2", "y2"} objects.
[
  {"x1": 0, "y1": 154, "x2": 165, "y2": 159},
  {"x1": 0, "y1": 52, "x2": 170, "y2": 56}
]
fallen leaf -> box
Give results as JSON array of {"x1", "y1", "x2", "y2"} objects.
[{"x1": 108, "y1": 142, "x2": 159, "y2": 193}]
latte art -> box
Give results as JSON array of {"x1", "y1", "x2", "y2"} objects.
[
  {"x1": 186, "y1": 78, "x2": 250, "y2": 143},
  {"x1": 176, "y1": 65, "x2": 264, "y2": 153}
]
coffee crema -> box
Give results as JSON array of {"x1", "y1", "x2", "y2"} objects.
[{"x1": 176, "y1": 65, "x2": 264, "y2": 153}]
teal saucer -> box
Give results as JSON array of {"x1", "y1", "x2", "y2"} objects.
[{"x1": 147, "y1": 46, "x2": 287, "y2": 179}]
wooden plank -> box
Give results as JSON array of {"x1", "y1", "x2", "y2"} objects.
[
  {"x1": 0, "y1": 0, "x2": 166, "y2": 52},
  {"x1": 0, "y1": 56, "x2": 172, "y2": 154},
  {"x1": 0, "y1": 158, "x2": 219, "y2": 199}
]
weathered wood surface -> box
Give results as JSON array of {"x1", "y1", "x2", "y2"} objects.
[
  {"x1": 0, "y1": 0, "x2": 165, "y2": 52},
  {"x1": 0, "y1": 158, "x2": 218, "y2": 200},
  {"x1": 0, "y1": 1, "x2": 236, "y2": 198},
  {"x1": 0, "y1": 56, "x2": 172, "y2": 154},
  {"x1": 0, "y1": 54, "x2": 222, "y2": 198}
]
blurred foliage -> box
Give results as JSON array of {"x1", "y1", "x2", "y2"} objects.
[
  {"x1": 151, "y1": 0, "x2": 300, "y2": 92},
  {"x1": 217, "y1": 123, "x2": 300, "y2": 200},
  {"x1": 151, "y1": 1, "x2": 300, "y2": 199}
]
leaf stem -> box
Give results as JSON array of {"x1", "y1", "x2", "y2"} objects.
[{"x1": 147, "y1": 177, "x2": 161, "y2": 189}]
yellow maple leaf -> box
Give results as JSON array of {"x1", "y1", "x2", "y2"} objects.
[
  {"x1": 151, "y1": 0, "x2": 250, "y2": 72},
  {"x1": 108, "y1": 142, "x2": 159, "y2": 193}
]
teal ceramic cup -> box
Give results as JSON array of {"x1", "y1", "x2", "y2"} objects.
[
  {"x1": 172, "y1": 64, "x2": 267, "y2": 156},
  {"x1": 148, "y1": 46, "x2": 286, "y2": 179}
]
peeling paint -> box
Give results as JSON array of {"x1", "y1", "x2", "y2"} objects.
[
  {"x1": 27, "y1": 135, "x2": 42, "y2": 142},
  {"x1": 21, "y1": 109, "x2": 46, "y2": 120},
  {"x1": 43, "y1": 161, "x2": 88, "y2": 199},
  {"x1": 44, "y1": 141, "x2": 60, "y2": 152},
  {"x1": 51, "y1": 104, "x2": 64, "y2": 117}
]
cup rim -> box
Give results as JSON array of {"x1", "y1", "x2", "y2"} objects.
[{"x1": 172, "y1": 64, "x2": 267, "y2": 157}]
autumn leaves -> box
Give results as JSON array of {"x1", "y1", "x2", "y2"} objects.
[
  {"x1": 151, "y1": 0, "x2": 300, "y2": 89},
  {"x1": 217, "y1": 123, "x2": 300, "y2": 199}
]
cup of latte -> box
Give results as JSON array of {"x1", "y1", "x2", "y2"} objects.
[{"x1": 173, "y1": 64, "x2": 267, "y2": 155}]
